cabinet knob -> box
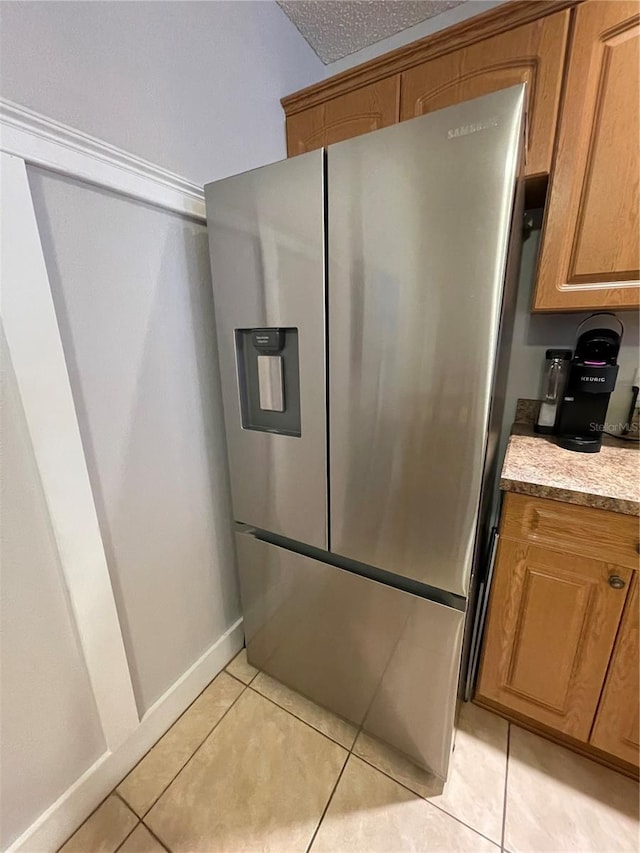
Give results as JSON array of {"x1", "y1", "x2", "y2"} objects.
[{"x1": 608, "y1": 575, "x2": 626, "y2": 590}]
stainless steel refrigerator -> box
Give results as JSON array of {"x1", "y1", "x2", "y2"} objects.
[{"x1": 205, "y1": 85, "x2": 525, "y2": 779}]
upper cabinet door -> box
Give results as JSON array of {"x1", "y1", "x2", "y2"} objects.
[
  {"x1": 534, "y1": 1, "x2": 640, "y2": 311},
  {"x1": 286, "y1": 77, "x2": 400, "y2": 156},
  {"x1": 400, "y1": 12, "x2": 570, "y2": 178}
]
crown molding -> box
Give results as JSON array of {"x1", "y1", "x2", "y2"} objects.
[{"x1": 0, "y1": 99, "x2": 206, "y2": 220}]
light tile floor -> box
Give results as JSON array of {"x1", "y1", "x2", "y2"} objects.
[{"x1": 61, "y1": 649, "x2": 640, "y2": 853}]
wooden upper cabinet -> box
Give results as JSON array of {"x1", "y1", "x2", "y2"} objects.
[
  {"x1": 476, "y1": 535, "x2": 632, "y2": 742},
  {"x1": 591, "y1": 578, "x2": 640, "y2": 767},
  {"x1": 534, "y1": 0, "x2": 640, "y2": 310},
  {"x1": 285, "y1": 77, "x2": 400, "y2": 156},
  {"x1": 400, "y1": 12, "x2": 570, "y2": 177}
]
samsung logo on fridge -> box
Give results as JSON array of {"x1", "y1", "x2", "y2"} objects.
[{"x1": 447, "y1": 118, "x2": 499, "y2": 139}]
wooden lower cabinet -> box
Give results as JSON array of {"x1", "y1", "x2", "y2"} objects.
[
  {"x1": 477, "y1": 493, "x2": 639, "y2": 773},
  {"x1": 591, "y1": 577, "x2": 640, "y2": 764},
  {"x1": 400, "y1": 11, "x2": 570, "y2": 177},
  {"x1": 285, "y1": 77, "x2": 400, "y2": 156},
  {"x1": 476, "y1": 537, "x2": 632, "y2": 741}
]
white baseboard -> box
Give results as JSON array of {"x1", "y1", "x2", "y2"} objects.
[{"x1": 7, "y1": 618, "x2": 244, "y2": 853}]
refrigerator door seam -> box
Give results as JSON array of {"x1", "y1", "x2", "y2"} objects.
[{"x1": 250, "y1": 527, "x2": 467, "y2": 612}]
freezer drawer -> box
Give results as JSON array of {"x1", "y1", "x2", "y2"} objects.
[
  {"x1": 236, "y1": 530, "x2": 465, "y2": 779},
  {"x1": 205, "y1": 151, "x2": 327, "y2": 548}
]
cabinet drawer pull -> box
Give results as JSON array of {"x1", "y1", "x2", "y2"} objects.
[{"x1": 608, "y1": 575, "x2": 627, "y2": 590}]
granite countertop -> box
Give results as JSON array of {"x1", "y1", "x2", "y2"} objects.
[{"x1": 500, "y1": 428, "x2": 640, "y2": 516}]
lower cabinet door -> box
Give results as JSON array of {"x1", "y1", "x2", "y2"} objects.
[
  {"x1": 235, "y1": 530, "x2": 465, "y2": 779},
  {"x1": 476, "y1": 538, "x2": 631, "y2": 741},
  {"x1": 590, "y1": 578, "x2": 639, "y2": 767}
]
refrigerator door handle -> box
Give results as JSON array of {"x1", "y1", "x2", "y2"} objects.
[{"x1": 464, "y1": 526, "x2": 499, "y2": 701}]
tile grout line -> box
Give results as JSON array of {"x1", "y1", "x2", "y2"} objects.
[
  {"x1": 110, "y1": 792, "x2": 142, "y2": 852},
  {"x1": 112, "y1": 789, "x2": 135, "y2": 810},
  {"x1": 116, "y1": 660, "x2": 501, "y2": 853},
  {"x1": 226, "y1": 669, "x2": 258, "y2": 688},
  {"x1": 501, "y1": 723, "x2": 512, "y2": 852},
  {"x1": 304, "y1": 695, "x2": 366, "y2": 849},
  {"x1": 120, "y1": 660, "x2": 341, "y2": 830},
  {"x1": 57, "y1": 799, "x2": 104, "y2": 850},
  {"x1": 110, "y1": 792, "x2": 170, "y2": 852},
  {"x1": 62, "y1": 660, "x2": 346, "y2": 852},
  {"x1": 140, "y1": 818, "x2": 172, "y2": 852},
  {"x1": 225, "y1": 649, "x2": 259, "y2": 687},
  {"x1": 58, "y1": 788, "x2": 130, "y2": 850},
  {"x1": 253, "y1": 677, "x2": 501, "y2": 851},
  {"x1": 111, "y1": 817, "x2": 139, "y2": 852},
  {"x1": 246, "y1": 681, "x2": 358, "y2": 752},
  {"x1": 248, "y1": 673, "x2": 500, "y2": 849},
  {"x1": 140, "y1": 665, "x2": 355, "y2": 853},
  {"x1": 304, "y1": 753, "x2": 350, "y2": 853},
  {"x1": 111, "y1": 670, "x2": 246, "y2": 825},
  {"x1": 351, "y1": 751, "x2": 501, "y2": 849},
  {"x1": 107, "y1": 663, "x2": 245, "y2": 818},
  {"x1": 246, "y1": 672, "x2": 363, "y2": 853},
  {"x1": 135, "y1": 680, "x2": 249, "y2": 820}
]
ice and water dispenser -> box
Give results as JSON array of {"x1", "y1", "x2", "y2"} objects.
[{"x1": 235, "y1": 328, "x2": 301, "y2": 436}]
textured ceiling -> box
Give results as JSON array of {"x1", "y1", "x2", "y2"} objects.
[{"x1": 277, "y1": 1, "x2": 467, "y2": 64}]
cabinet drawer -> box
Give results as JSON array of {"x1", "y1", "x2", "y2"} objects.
[{"x1": 501, "y1": 493, "x2": 639, "y2": 570}]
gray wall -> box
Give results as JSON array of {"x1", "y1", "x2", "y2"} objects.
[
  {"x1": 0, "y1": 6, "x2": 322, "y2": 840},
  {"x1": 0, "y1": 1, "x2": 324, "y2": 185},
  {"x1": 1, "y1": 329, "x2": 106, "y2": 850},
  {"x1": 28, "y1": 167, "x2": 241, "y2": 715},
  {"x1": 501, "y1": 214, "x2": 639, "y2": 464}
]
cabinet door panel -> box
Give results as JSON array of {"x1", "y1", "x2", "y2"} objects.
[
  {"x1": 400, "y1": 12, "x2": 570, "y2": 177},
  {"x1": 534, "y1": 0, "x2": 640, "y2": 310},
  {"x1": 591, "y1": 578, "x2": 639, "y2": 766},
  {"x1": 476, "y1": 539, "x2": 631, "y2": 740},
  {"x1": 286, "y1": 77, "x2": 400, "y2": 156}
]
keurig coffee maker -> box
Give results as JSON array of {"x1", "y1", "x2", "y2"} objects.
[{"x1": 556, "y1": 314, "x2": 623, "y2": 453}]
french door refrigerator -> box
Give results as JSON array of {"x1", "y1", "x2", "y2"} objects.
[{"x1": 205, "y1": 85, "x2": 525, "y2": 779}]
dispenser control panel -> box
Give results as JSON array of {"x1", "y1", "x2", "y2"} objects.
[{"x1": 251, "y1": 329, "x2": 285, "y2": 353}]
